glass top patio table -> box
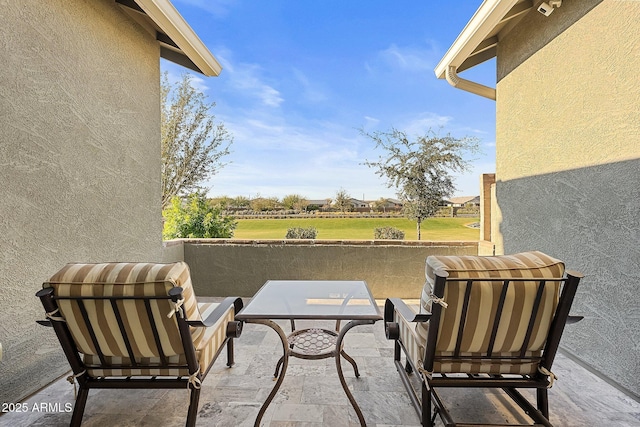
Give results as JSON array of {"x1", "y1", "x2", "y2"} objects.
[
  {"x1": 236, "y1": 280, "x2": 381, "y2": 320},
  {"x1": 236, "y1": 280, "x2": 382, "y2": 427}
]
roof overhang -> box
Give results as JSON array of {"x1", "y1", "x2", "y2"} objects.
[
  {"x1": 434, "y1": 0, "x2": 535, "y2": 99},
  {"x1": 116, "y1": 0, "x2": 222, "y2": 76}
]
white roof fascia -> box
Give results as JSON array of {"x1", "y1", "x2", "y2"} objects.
[
  {"x1": 434, "y1": 0, "x2": 522, "y2": 100},
  {"x1": 134, "y1": 0, "x2": 222, "y2": 76}
]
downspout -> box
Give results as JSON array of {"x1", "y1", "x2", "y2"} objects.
[{"x1": 445, "y1": 65, "x2": 496, "y2": 100}]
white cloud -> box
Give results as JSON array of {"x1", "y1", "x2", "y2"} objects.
[
  {"x1": 205, "y1": 107, "x2": 391, "y2": 199},
  {"x1": 362, "y1": 116, "x2": 380, "y2": 131},
  {"x1": 367, "y1": 40, "x2": 440, "y2": 75},
  {"x1": 244, "y1": 119, "x2": 285, "y2": 134},
  {"x1": 292, "y1": 69, "x2": 328, "y2": 103},
  {"x1": 229, "y1": 64, "x2": 283, "y2": 107},
  {"x1": 207, "y1": 112, "x2": 492, "y2": 200},
  {"x1": 210, "y1": 159, "x2": 395, "y2": 201},
  {"x1": 401, "y1": 112, "x2": 453, "y2": 136},
  {"x1": 214, "y1": 48, "x2": 234, "y2": 73},
  {"x1": 224, "y1": 115, "x2": 329, "y2": 153},
  {"x1": 380, "y1": 44, "x2": 434, "y2": 71},
  {"x1": 214, "y1": 48, "x2": 284, "y2": 108},
  {"x1": 313, "y1": 146, "x2": 359, "y2": 166},
  {"x1": 188, "y1": 75, "x2": 210, "y2": 93}
]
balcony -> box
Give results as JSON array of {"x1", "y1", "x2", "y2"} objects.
[
  {"x1": 2, "y1": 240, "x2": 638, "y2": 426},
  {"x1": 2, "y1": 300, "x2": 638, "y2": 426}
]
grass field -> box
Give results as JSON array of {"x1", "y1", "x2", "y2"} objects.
[{"x1": 233, "y1": 217, "x2": 479, "y2": 240}]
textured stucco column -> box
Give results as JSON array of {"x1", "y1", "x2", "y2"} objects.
[
  {"x1": 495, "y1": 0, "x2": 639, "y2": 397},
  {"x1": 0, "y1": 0, "x2": 163, "y2": 403}
]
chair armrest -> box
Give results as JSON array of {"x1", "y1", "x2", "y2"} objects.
[
  {"x1": 385, "y1": 298, "x2": 431, "y2": 341},
  {"x1": 384, "y1": 298, "x2": 431, "y2": 324},
  {"x1": 186, "y1": 297, "x2": 244, "y2": 328}
]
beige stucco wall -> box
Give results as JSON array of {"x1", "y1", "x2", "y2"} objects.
[
  {"x1": 0, "y1": 0, "x2": 163, "y2": 402},
  {"x1": 495, "y1": 0, "x2": 639, "y2": 397},
  {"x1": 479, "y1": 174, "x2": 495, "y2": 243},
  {"x1": 178, "y1": 240, "x2": 478, "y2": 299}
]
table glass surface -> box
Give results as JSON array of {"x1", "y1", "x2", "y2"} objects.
[{"x1": 237, "y1": 280, "x2": 381, "y2": 320}]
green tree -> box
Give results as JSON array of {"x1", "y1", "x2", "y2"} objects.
[
  {"x1": 163, "y1": 192, "x2": 236, "y2": 239},
  {"x1": 250, "y1": 196, "x2": 280, "y2": 211},
  {"x1": 333, "y1": 188, "x2": 352, "y2": 213},
  {"x1": 362, "y1": 128, "x2": 479, "y2": 240},
  {"x1": 232, "y1": 196, "x2": 251, "y2": 210},
  {"x1": 282, "y1": 194, "x2": 308, "y2": 211},
  {"x1": 161, "y1": 72, "x2": 232, "y2": 209},
  {"x1": 373, "y1": 197, "x2": 389, "y2": 212},
  {"x1": 209, "y1": 195, "x2": 233, "y2": 210}
]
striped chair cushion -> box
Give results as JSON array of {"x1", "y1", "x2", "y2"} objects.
[
  {"x1": 414, "y1": 251, "x2": 564, "y2": 374},
  {"x1": 395, "y1": 307, "x2": 547, "y2": 376},
  {"x1": 82, "y1": 303, "x2": 235, "y2": 377},
  {"x1": 43, "y1": 262, "x2": 230, "y2": 376}
]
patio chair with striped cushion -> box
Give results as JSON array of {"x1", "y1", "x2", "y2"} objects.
[
  {"x1": 384, "y1": 251, "x2": 582, "y2": 427},
  {"x1": 36, "y1": 262, "x2": 243, "y2": 427}
]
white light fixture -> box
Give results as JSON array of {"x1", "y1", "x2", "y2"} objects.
[{"x1": 537, "y1": 0, "x2": 562, "y2": 16}]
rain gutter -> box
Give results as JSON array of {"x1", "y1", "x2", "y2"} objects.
[{"x1": 434, "y1": 0, "x2": 523, "y2": 100}]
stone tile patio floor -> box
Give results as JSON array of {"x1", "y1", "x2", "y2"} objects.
[{"x1": 2, "y1": 300, "x2": 639, "y2": 427}]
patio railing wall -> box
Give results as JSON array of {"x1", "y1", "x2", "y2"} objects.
[{"x1": 163, "y1": 239, "x2": 478, "y2": 298}]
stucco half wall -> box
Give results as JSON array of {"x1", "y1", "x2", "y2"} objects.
[
  {"x1": 495, "y1": 0, "x2": 640, "y2": 397},
  {"x1": 0, "y1": 0, "x2": 163, "y2": 403},
  {"x1": 164, "y1": 240, "x2": 479, "y2": 299}
]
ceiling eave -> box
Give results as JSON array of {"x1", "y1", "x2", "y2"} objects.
[
  {"x1": 116, "y1": 0, "x2": 222, "y2": 76},
  {"x1": 434, "y1": 0, "x2": 534, "y2": 99}
]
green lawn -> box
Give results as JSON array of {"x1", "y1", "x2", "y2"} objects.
[{"x1": 232, "y1": 217, "x2": 479, "y2": 240}]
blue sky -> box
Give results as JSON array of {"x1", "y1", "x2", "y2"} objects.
[{"x1": 162, "y1": 0, "x2": 497, "y2": 201}]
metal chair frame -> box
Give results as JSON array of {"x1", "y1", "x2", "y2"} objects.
[
  {"x1": 385, "y1": 270, "x2": 583, "y2": 427},
  {"x1": 37, "y1": 286, "x2": 243, "y2": 427}
]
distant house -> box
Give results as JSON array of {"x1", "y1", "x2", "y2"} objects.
[
  {"x1": 327, "y1": 198, "x2": 368, "y2": 211},
  {"x1": 445, "y1": 196, "x2": 480, "y2": 207},
  {"x1": 386, "y1": 198, "x2": 403, "y2": 208},
  {"x1": 368, "y1": 198, "x2": 403, "y2": 211},
  {"x1": 306, "y1": 199, "x2": 332, "y2": 210},
  {"x1": 435, "y1": 0, "x2": 639, "y2": 399},
  {"x1": 1, "y1": 0, "x2": 222, "y2": 403},
  {"x1": 349, "y1": 198, "x2": 369, "y2": 209}
]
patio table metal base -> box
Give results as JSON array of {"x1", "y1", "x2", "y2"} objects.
[
  {"x1": 273, "y1": 327, "x2": 360, "y2": 378},
  {"x1": 245, "y1": 318, "x2": 377, "y2": 427}
]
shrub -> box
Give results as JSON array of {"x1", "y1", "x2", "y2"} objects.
[
  {"x1": 163, "y1": 193, "x2": 237, "y2": 239},
  {"x1": 456, "y1": 204, "x2": 480, "y2": 215},
  {"x1": 435, "y1": 206, "x2": 453, "y2": 217},
  {"x1": 285, "y1": 227, "x2": 318, "y2": 239},
  {"x1": 374, "y1": 226, "x2": 405, "y2": 240}
]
